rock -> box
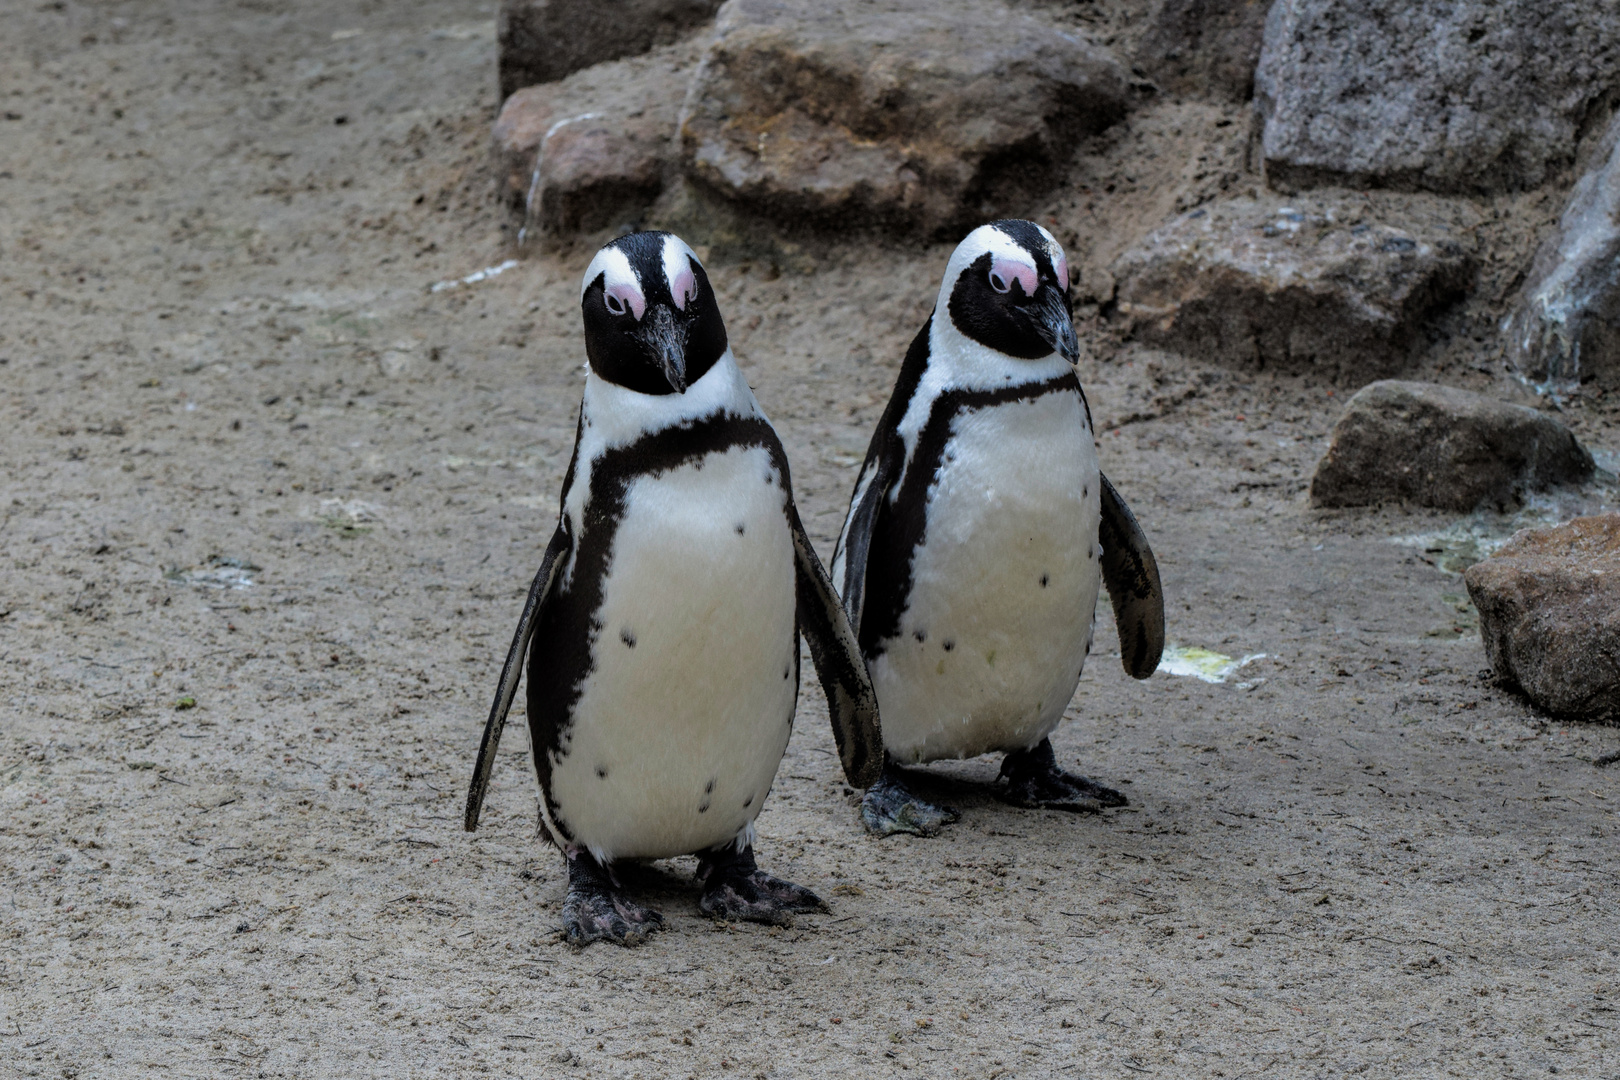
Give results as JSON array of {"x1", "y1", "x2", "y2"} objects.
[
  {"x1": 1465, "y1": 515, "x2": 1620, "y2": 720},
  {"x1": 679, "y1": 0, "x2": 1129, "y2": 235},
  {"x1": 1505, "y1": 113, "x2": 1620, "y2": 398},
  {"x1": 1110, "y1": 195, "x2": 1474, "y2": 380},
  {"x1": 1309, "y1": 381, "x2": 1595, "y2": 511},
  {"x1": 497, "y1": 0, "x2": 721, "y2": 97},
  {"x1": 491, "y1": 43, "x2": 699, "y2": 237},
  {"x1": 1135, "y1": 0, "x2": 1270, "y2": 103},
  {"x1": 1254, "y1": 0, "x2": 1620, "y2": 194}
]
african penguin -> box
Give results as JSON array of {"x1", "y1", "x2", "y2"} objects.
[
  {"x1": 830, "y1": 220, "x2": 1165, "y2": 836},
  {"x1": 465, "y1": 231, "x2": 881, "y2": 945}
]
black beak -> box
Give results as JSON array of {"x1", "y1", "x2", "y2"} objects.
[
  {"x1": 640, "y1": 304, "x2": 688, "y2": 393},
  {"x1": 1031, "y1": 283, "x2": 1079, "y2": 364}
]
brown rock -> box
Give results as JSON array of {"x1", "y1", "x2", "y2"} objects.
[
  {"x1": 1135, "y1": 0, "x2": 1270, "y2": 103},
  {"x1": 497, "y1": 0, "x2": 721, "y2": 97},
  {"x1": 1465, "y1": 515, "x2": 1620, "y2": 720},
  {"x1": 1110, "y1": 195, "x2": 1474, "y2": 381},
  {"x1": 491, "y1": 43, "x2": 698, "y2": 236},
  {"x1": 679, "y1": 0, "x2": 1129, "y2": 235},
  {"x1": 1309, "y1": 381, "x2": 1595, "y2": 511}
]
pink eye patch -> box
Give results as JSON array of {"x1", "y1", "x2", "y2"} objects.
[
  {"x1": 988, "y1": 258, "x2": 1038, "y2": 298},
  {"x1": 603, "y1": 282, "x2": 645, "y2": 320},
  {"x1": 669, "y1": 264, "x2": 696, "y2": 311}
]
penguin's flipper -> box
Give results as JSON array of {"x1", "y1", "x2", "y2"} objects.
[
  {"x1": 833, "y1": 449, "x2": 899, "y2": 637},
  {"x1": 790, "y1": 508, "x2": 883, "y2": 789},
  {"x1": 1098, "y1": 472, "x2": 1165, "y2": 680},
  {"x1": 464, "y1": 524, "x2": 572, "y2": 832}
]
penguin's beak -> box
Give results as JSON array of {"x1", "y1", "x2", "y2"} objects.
[
  {"x1": 1031, "y1": 284, "x2": 1079, "y2": 364},
  {"x1": 640, "y1": 304, "x2": 688, "y2": 393}
]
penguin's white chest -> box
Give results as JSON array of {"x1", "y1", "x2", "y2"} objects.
[
  {"x1": 549, "y1": 444, "x2": 799, "y2": 861},
  {"x1": 873, "y1": 389, "x2": 1101, "y2": 763}
]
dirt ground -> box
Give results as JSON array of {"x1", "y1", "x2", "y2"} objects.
[{"x1": 3, "y1": 3, "x2": 1619, "y2": 1078}]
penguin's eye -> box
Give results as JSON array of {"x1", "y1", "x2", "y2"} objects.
[
  {"x1": 602, "y1": 282, "x2": 645, "y2": 319},
  {"x1": 988, "y1": 258, "x2": 1037, "y2": 298}
]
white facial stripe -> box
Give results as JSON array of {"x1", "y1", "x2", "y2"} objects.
[
  {"x1": 581, "y1": 245, "x2": 645, "y2": 320},
  {"x1": 1025, "y1": 222, "x2": 1068, "y2": 288},
  {"x1": 661, "y1": 234, "x2": 700, "y2": 311}
]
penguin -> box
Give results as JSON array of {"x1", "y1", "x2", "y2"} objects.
[
  {"x1": 464, "y1": 231, "x2": 882, "y2": 946},
  {"x1": 830, "y1": 220, "x2": 1164, "y2": 836}
]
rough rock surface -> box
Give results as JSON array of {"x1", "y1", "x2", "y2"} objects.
[
  {"x1": 1110, "y1": 196, "x2": 1475, "y2": 380},
  {"x1": 679, "y1": 0, "x2": 1129, "y2": 234},
  {"x1": 1254, "y1": 0, "x2": 1620, "y2": 194},
  {"x1": 1135, "y1": 0, "x2": 1270, "y2": 103},
  {"x1": 1505, "y1": 113, "x2": 1620, "y2": 397},
  {"x1": 1309, "y1": 380, "x2": 1595, "y2": 511},
  {"x1": 1466, "y1": 515, "x2": 1620, "y2": 720},
  {"x1": 498, "y1": 0, "x2": 721, "y2": 97},
  {"x1": 491, "y1": 43, "x2": 698, "y2": 237}
]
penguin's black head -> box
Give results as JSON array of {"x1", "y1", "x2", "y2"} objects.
[
  {"x1": 943, "y1": 219, "x2": 1077, "y2": 363},
  {"x1": 580, "y1": 231, "x2": 728, "y2": 395}
]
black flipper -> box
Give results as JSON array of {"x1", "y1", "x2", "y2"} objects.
[
  {"x1": 834, "y1": 449, "x2": 900, "y2": 640},
  {"x1": 464, "y1": 525, "x2": 572, "y2": 831},
  {"x1": 832, "y1": 316, "x2": 928, "y2": 637},
  {"x1": 789, "y1": 506, "x2": 883, "y2": 789},
  {"x1": 1097, "y1": 472, "x2": 1165, "y2": 680}
]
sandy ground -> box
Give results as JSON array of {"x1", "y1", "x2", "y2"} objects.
[{"x1": 3, "y1": 3, "x2": 1619, "y2": 1078}]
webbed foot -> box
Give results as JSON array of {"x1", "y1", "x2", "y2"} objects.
[
  {"x1": 998, "y1": 738, "x2": 1128, "y2": 813},
  {"x1": 859, "y1": 762, "x2": 960, "y2": 837},
  {"x1": 696, "y1": 843, "x2": 828, "y2": 925},
  {"x1": 562, "y1": 852, "x2": 664, "y2": 947}
]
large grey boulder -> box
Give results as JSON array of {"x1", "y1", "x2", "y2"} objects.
[
  {"x1": 1110, "y1": 196, "x2": 1474, "y2": 381},
  {"x1": 1466, "y1": 515, "x2": 1620, "y2": 721},
  {"x1": 1254, "y1": 0, "x2": 1620, "y2": 194},
  {"x1": 497, "y1": 0, "x2": 721, "y2": 98},
  {"x1": 678, "y1": 0, "x2": 1129, "y2": 235},
  {"x1": 1135, "y1": 0, "x2": 1270, "y2": 103},
  {"x1": 1309, "y1": 381, "x2": 1595, "y2": 511},
  {"x1": 492, "y1": 43, "x2": 698, "y2": 238},
  {"x1": 1505, "y1": 114, "x2": 1620, "y2": 398}
]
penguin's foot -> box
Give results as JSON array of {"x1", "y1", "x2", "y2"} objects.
[
  {"x1": 562, "y1": 852, "x2": 664, "y2": 948},
  {"x1": 997, "y1": 738, "x2": 1128, "y2": 813},
  {"x1": 859, "y1": 763, "x2": 960, "y2": 837},
  {"x1": 696, "y1": 843, "x2": 829, "y2": 926}
]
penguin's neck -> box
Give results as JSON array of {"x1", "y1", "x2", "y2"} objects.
[
  {"x1": 579, "y1": 348, "x2": 762, "y2": 453},
  {"x1": 891, "y1": 317, "x2": 1074, "y2": 472},
  {"x1": 560, "y1": 350, "x2": 768, "y2": 574}
]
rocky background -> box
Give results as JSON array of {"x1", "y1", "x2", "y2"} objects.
[
  {"x1": 2, "y1": 0, "x2": 1618, "y2": 1077},
  {"x1": 499, "y1": 0, "x2": 1620, "y2": 718}
]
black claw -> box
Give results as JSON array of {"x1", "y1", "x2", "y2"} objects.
[
  {"x1": 859, "y1": 762, "x2": 959, "y2": 837},
  {"x1": 999, "y1": 738, "x2": 1128, "y2": 813},
  {"x1": 561, "y1": 852, "x2": 664, "y2": 948},
  {"x1": 696, "y1": 843, "x2": 828, "y2": 925}
]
